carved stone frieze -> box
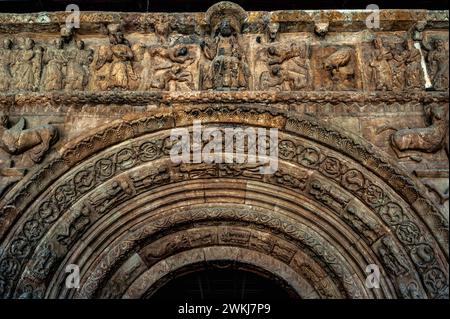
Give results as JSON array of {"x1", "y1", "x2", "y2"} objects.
[
  {"x1": 0, "y1": 3, "x2": 447, "y2": 94},
  {"x1": 0, "y1": 2, "x2": 448, "y2": 300}
]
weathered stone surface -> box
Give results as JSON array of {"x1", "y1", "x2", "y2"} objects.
[{"x1": 0, "y1": 2, "x2": 448, "y2": 299}]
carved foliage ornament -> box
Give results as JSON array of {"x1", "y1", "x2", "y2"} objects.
[{"x1": 0, "y1": 125, "x2": 447, "y2": 298}]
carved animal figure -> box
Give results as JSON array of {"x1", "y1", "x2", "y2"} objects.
[
  {"x1": 323, "y1": 47, "x2": 352, "y2": 71},
  {"x1": 0, "y1": 116, "x2": 58, "y2": 163},
  {"x1": 391, "y1": 104, "x2": 449, "y2": 156},
  {"x1": 323, "y1": 47, "x2": 355, "y2": 90}
]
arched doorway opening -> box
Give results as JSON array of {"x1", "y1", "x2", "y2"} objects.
[
  {"x1": 149, "y1": 262, "x2": 298, "y2": 300},
  {"x1": 0, "y1": 107, "x2": 448, "y2": 299}
]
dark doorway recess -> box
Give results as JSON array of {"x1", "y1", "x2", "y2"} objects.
[
  {"x1": 0, "y1": 0, "x2": 448, "y2": 13},
  {"x1": 150, "y1": 268, "x2": 297, "y2": 300}
]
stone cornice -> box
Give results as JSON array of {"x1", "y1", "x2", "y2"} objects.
[
  {"x1": 0, "y1": 10, "x2": 448, "y2": 34},
  {"x1": 0, "y1": 91, "x2": 448, "y2": 109}
]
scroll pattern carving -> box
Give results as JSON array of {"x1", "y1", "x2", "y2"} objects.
[{"x1": 0, "y1": 122, "x2": 447, "y2": 298}]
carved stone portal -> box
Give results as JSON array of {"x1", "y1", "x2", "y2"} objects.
[{"x1": 0, "y1": 2, "x2": 448, "y2": 300}]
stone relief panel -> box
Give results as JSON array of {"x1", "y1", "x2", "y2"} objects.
[
  {"x1": 0, "y1": 115, "x2": 58, "y2": 198},
  {"x1": 94, "y1": 24, "x2": 139, "y2": 91},
  {"x1": 256, "y1": 41, "x2": 311, "y2": 91},
  {"x1": 422, "y1": 33, "x2": 449, "y2": 91},
  {"x1": 364, "y1": 36, "x2": 425, "y2": 91},
  {"x1": 0, "y1": 3, "x2": 447, "y2": 93},
  {"x1": 200, "y1": 2, "x2": 250, "y2": 90},
  {"x1": 0, "y1": 3, "x2": 448, "y2": 300},
  {"x1": 312, "y1": 45, "x2": 360, "y2": 91}
]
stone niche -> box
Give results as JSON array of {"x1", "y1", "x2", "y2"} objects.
[{"x1": 0, "y1": 2, "x2": 448, "y2": 300}]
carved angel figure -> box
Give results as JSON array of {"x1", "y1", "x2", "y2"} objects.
[
  {"x1": 95, "y1": 27, "x2": 138, "y2": 90},
  {"x1": 0, "y1": 115, "x2": 58, "y2": 163}
]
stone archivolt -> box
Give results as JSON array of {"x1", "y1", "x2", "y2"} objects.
[
  {"x1": 0, "y1": 108, "x2": 448, "y2": 299},
  {"x1": 0, "y1": 2, "x2": 448, "y2": 299}
]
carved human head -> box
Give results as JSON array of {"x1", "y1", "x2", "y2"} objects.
[
  {"x1": 3, "y1": 38, "x2": 12, "y2": 49},
  {"x1": 60, "y1": 26, "x2": 73, "y2": 43},
  {"x1": 76, "y1": 40, "x2": 85, "y2": 50},
  {"x1": 271, "y1": 65, "x2": 281, "y2": 75},
  {"x1": 0, "y1": 115, "x2": 9, "y2": 128},
  {"x1": 206, "y1": 2, "x2": 247, "y2": 37},
  {"x1": 373, "y1": 37, "x2": 383, "y2": 49},
  {"x1": 54, "y1": 38, "x2": 63, "y2": 49},
  {"x1": 107, "y1": 23, "x2": 124, "y2": 45},
  {"x1": 108, "y1": 33, "x2": 119, "y2": 45},
  {"x1": 267, "y1": 22, "x2": 280, "y2": 42},
  {"x1": 314, "y1": 21, "x2": 329, "y2": 37},
  {"x1": 435, "y1": 39, "x2": 444, "y2": 50},
  {"x1": 219, "y1": 19, "x2": 233, "y2": 37},
  {"x1": 116, "y1": 32, "x2": 125, "y2": 43},
  {"x1": 24, "y1": 38, "x2": 34, "y2": 50}
]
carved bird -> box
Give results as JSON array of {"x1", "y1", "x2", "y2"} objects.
[{"x1": 323, "y1": 47, "x2": 353, "y2": 71}]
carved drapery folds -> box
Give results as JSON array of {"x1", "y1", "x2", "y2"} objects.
[
  {"x1": 200, "y1": 2, "x2": 250, "y2": 90},
  {"x1": 94, "y1": 24, "x2": 138, "y2": 91},
  {"x1": 0, "y1": 2, "x2": 447, "y2": 93},
  {"x1": 368, "y1": 37, "x2": 425, "y2": 92},
  {"x1": 0, "y1": 111, "x2": 447, "y2": 299},
  {"x1": 0, "y1": 2, "x2": 448, "y2": 300}
]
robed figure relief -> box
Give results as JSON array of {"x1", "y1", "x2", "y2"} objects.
[
  {"x1": 65, "y1": 40, "x2": 94, "y2": 91},
  {"x1": 11, "y1": 38, "x2": 42, "y2": 91},
  {"x1": 0, "y1": 39, "x2": 13, "y2": 92},
  {"x1": 41, "y1": 39, "x2": 67, "y2": 91},
  {"x1": 426, "y1": 39, "x2": 449, "y2": 91},
  {"x1": 200, "y1": 2, "x2": 250, "y2": 90},
  {"x1": 95, "y1": 25, "x2": 139, "y2": 90},
  {"x1": 369, "y1": 37, "x2": 393, "y2": 91}
]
